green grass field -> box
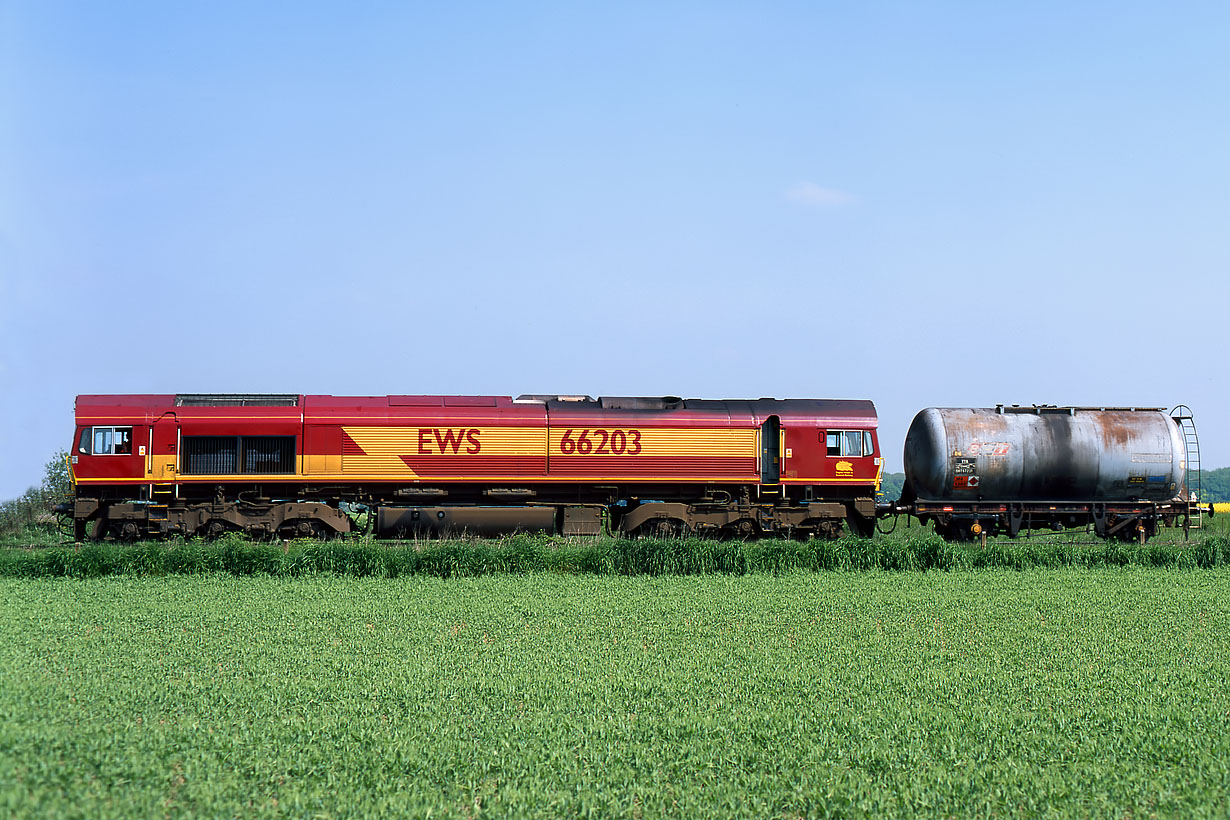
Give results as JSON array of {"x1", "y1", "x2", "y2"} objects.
[{"x1": 3, "y1": 570, "x2": 1229, "y2": 818}]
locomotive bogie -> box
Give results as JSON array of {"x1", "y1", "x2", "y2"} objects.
[{"x1": 70, "y1": 498, "x2": 353, "y2": 541}]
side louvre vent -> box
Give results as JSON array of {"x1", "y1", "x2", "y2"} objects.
[
  {"x1": 182, "y1": 436, "x2": 238, "y2": 475},
  {"x1": 243, "y1": 437, "x2": 297, "y2": 474},
  {"x1": 181, "y1": 436, "x2": 296, "y2": 475}
]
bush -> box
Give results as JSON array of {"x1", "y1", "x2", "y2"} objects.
[{"x1": 0, "y1": 450, "x2": 71, "y2": 541}]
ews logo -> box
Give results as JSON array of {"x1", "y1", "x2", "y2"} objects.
[{"x1": 417, "y1": 428, "x2": 482, "y2": 454}]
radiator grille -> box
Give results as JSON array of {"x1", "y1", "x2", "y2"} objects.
[
  {"x1": 175, "y1": 394, "x2": 298, "y2": 407},
  {"x1": 243, "y1": 436, "x2": 296, "y2": 474},
  {"x1": 181, "y1": 436, "x2": 295, "y2": 475}
]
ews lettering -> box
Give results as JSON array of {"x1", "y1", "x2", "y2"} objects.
[{"x1": 417, "y1": 428, "x2": 482, "y2": 454}]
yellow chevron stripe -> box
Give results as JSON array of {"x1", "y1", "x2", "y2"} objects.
[{"x1": 343, "y1": 426, "x2": 546, "y2": 475}]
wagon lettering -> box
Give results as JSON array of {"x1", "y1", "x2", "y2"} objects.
[
  {"x1": 968, "y1": 441, "x2": 1011, "y2": 456},
  {"x1": 417, "y1": 428, "x2": 482, "y2": 454}
]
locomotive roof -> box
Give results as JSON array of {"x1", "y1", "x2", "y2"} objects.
[
  {"x1": 534, "y1": 397, "x2": 877, "y2": 425},
  {"x1": 75, "y1": 394, "x2": 878, "y2": 425}
]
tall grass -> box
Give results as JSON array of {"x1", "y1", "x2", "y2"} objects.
[{"x1": 2, "y1": 531, "x2": 1228, "y2": 578}]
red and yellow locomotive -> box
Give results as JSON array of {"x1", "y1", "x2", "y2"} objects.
[{"x1": 68, "y1": 393, "x2": 882, "y2": 540}]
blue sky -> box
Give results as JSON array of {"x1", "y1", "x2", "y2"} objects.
[{"x1": 2, "y1": 1, "x2": 1228, "y2": 499}]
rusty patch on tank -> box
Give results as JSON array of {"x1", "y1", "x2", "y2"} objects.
[{"x1": 1098, "y1": 413, "x2": 1136, "y2": 448}]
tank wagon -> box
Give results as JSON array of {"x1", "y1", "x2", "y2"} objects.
[
  {"x1": 66, "y1": 393, "x2": 882, "y2": 541},
  {"x1": 890, "y1": 405, "x2": 1206, "y2": 540}
]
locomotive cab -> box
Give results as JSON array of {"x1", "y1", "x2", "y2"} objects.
[{"x1": 72, "y1": 424, "x2": 146, "y2": 482}]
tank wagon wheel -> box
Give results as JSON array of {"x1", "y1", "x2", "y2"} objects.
[{"x1": 1114, "y1": 519, "x2": 1155, "y2": 543}]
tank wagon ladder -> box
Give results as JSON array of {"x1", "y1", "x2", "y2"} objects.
[{"x1": 1171, "y1": 405, "x2": 1202, "y2": 530}]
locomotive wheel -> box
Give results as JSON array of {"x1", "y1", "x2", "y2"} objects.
[
  {"x1": 280, "y1": 519, "x2": 326, "y2": 540},
  {"x1": 722, "y1": 518, "x2": 759, "y2": 541},
  {"x1": 201, "y1": 520, "x2": 232, "y2": 540},
  {"x1": 816, "y1": 521, "x2": 844, "y2": 540},
  {"x1": 110, "y1": 521, "x2": 141, "y2": 542},
  {"x1": 640, "y1": 518, "x2": 686, "y2": 539}
]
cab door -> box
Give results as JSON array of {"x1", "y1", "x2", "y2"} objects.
[
  {"x1": 760, "y1": 415, "x2": 780, "y2": 484},
  {"x1": 148, "y1": 413, "x2": 179, "y2": 482}
]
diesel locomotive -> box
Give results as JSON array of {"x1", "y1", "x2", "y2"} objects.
[
  {"x1": 64, "y1": 393, "x2": 1207, "y2": 542},
  {"x1": 66, "y1": 393, "x2": 881, "y2": 541}
]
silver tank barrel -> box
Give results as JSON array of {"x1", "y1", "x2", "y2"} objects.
[{"x1": 904, "y1": 406, "x2": 1185, "y2": 502}]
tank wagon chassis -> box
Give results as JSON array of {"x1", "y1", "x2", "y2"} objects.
[{"x1": 880, "y1": 499, "x2": 1204, "y2": 542}]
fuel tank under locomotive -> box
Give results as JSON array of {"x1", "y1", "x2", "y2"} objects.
[{"x1": 904, "y1": 406, "x2": 1186, "y2": 503}]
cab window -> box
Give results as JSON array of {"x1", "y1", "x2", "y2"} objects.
[
  {"x1": 89, "y1": 426, "x2": 133, "y2": 455},
  {"x1": 825, "y1": 429, "x2": 871, "y2": 457},
  {"x1": 844, "y1": 431, "x2": 862, "y2": 457}
]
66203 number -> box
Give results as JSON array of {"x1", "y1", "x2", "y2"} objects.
[{"x1": 558, "y1": 429, "x2": 642, "y2": 455}]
